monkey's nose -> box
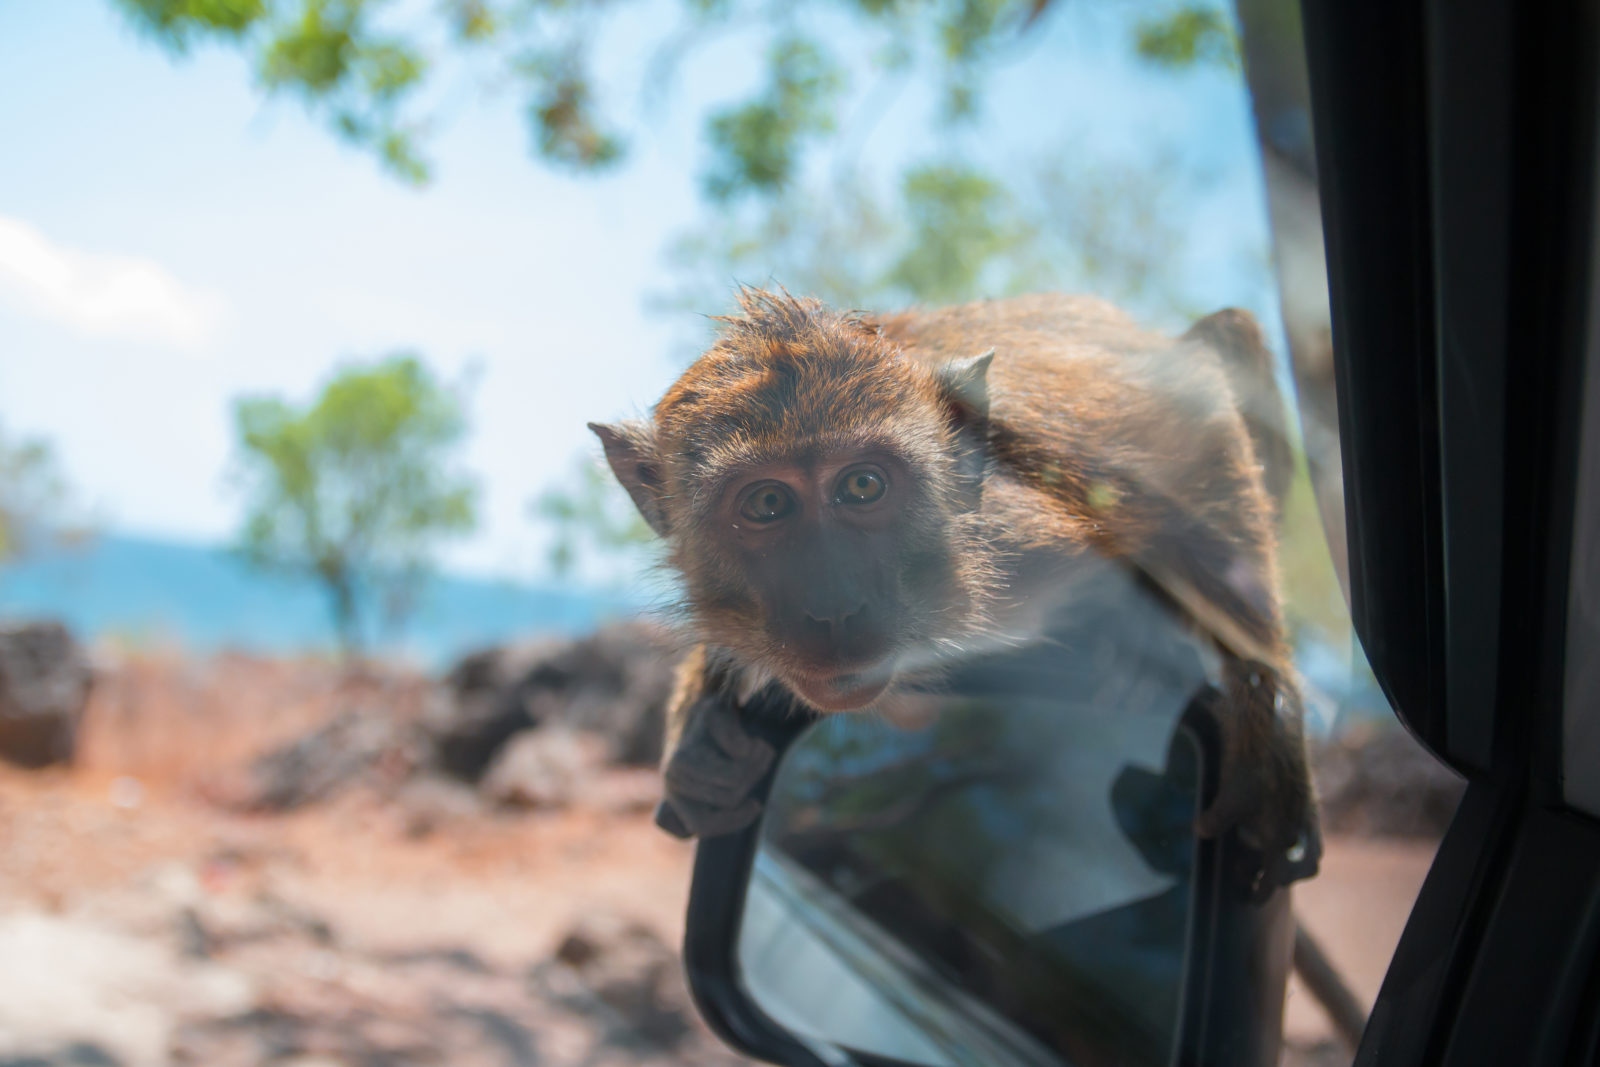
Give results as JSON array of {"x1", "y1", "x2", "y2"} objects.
[
  {"x1": 803, "y1": 602, "x2": 866, "y2": 634},
  {"x1": 799, "y1": 603, "x2": 871, "y2": 657}
]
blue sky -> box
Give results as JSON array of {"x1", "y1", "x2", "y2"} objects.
[{"x1": 0, "y1": 0, "x2": 1274, "y2": 581}]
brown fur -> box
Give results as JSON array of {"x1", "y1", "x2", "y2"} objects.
[{"x1": 596, "y1": 288, "x2": 1317, "y2": 887}]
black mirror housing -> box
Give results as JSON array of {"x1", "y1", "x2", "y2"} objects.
[{"x1": 679, "y1": 687, "x2": 1295, "y2": 1067}]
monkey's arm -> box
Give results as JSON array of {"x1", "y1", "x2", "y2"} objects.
[
  {"x1": 653, "y1": 646, "x2": 775, "y2": 840},
  {"x1": 1200, "y1": 654, "x2": 1321, "y2": 896},
  {"x1": 1132, "y1": 502, "x2": 1322, "y2": 895}
]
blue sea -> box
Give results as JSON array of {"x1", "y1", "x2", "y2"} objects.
[
  {"x1": 0, "y1": 532, "x2": 1387, "y2": 730},
  {"x1": 0, "y1": 533, "x2": 639, "y2": 667}
]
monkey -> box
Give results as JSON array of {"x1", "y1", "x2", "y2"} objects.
[{"x1": 590, "y1": 288, "x2": 1320, "y2": 895}]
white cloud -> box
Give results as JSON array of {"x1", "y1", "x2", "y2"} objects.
[{"x1": 0, "y1": 214, "x2": 225, "y2": 352}]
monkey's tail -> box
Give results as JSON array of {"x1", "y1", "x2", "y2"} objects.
[
  {"x1": 1183, "y1": 309, "x2": 1294, "y2": 515},
  {"x1": 1293, "y1": 919, "x2": 1369, "y2": 1052}
]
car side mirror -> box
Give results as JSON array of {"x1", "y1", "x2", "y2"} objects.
[{"x1": 678, "y1": 579, "x2": 1296, "y2": 1067}]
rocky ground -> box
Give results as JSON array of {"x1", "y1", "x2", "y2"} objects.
[
  {"x1": 0, "y1": 630, "x2": 1460, "y2": 1067},
  {"x1": 0, "y1": 632, "x2": 738, "y2": 1067},
  {"x1": 0, "y1": 763, "x2": 734, "y2": 1067}
]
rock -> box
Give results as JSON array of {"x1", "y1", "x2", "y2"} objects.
[
  {"x1": 0, "y1": 910, "x2": 254, "y2": 1067},
  {"x1": 421, "y1": 639, "x2": 562, "y2": 782},
  {"x1": 0, "y1": 620, "x2": 93, "y2": 769},
  {"x1": 424, "y1": 621, "x2": 678, "y2": 783},
  {"x1": 538, "y1": 915, "x2": 696, "y2": 1050},
  {"x1": 241, "y1": 711, "x2": 413, "y2": 813},
  {"x1": 227, "y1": 620, "x2": 679, "y2": 812},
  {"x1": 582, "y1": 768, "x2": 663, "y2": 817},
  {"x1": 480, "y1": 727, "x2": 607, "y2": 811},
  {"x1": 534, "y1": 622, "x2": 678, "y2": 767},
  {"x1": 394, "y1": 775, "x2": 483, "y2": 838},
  {"x1": 1311, "y1": 722, "x2": 1467, "y2": 838}
]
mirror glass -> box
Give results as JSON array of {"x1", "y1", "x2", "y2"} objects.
[{"x1": 736, "y1": 569, "x2": 1213, "y2": 1067}]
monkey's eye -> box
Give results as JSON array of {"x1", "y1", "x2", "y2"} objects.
[
  {"x1": 836, "y1": 468, "x2": 887, "y2": 505},
  {"x1": 738, "y1": 483, "x2": 797, "y2": 523}
]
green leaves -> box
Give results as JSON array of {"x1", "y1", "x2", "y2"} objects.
[
  {"x1": 114, "y1": 0, "x2": 268, "y2": 51},
  {"x1": 230, "y1": 355, "x2": 478, "y2": 654},
  {"x1": 886, "y1": 164, "x2": 1019, "y2": 304},
  {"x1": 114, "y1": 0, "x2": 1260, "y2": 591},
  {"x1": 258, "y1": 1, "x2": 432, "y2": 181},
  {"x1": 110, "y1": 0, "x2": 1243, "y2": 193},
  {"x1": 661, "y1": 159, "x2": 1070, "y2": 320},
  {"x1": 1134, "y1": 6, "x2": 1241, "y2": 71},
  {"x1": 257, "y1": 1, "x2": 357, "y2": 94},
  {"x1": 521, "y1": 50, "x2": 626, "y2": 172},
  {"x1": 532, "y1": 456, "x2": 658, "y2": 581},
  {"x1": 110, "y1": 0, "x2": 1051, "y2": 193},
  {"x1": 114, "y1": 0, "x2": 432, "y2": 181},
  {"x1": 703, "y1": 37, "x2": 844, "y2": 201},
  {"x1": 661, "y1": 143, "x2": 1219, "y2": 346},
  {"x1": 444, "y1": 0, "x2": 498, "y2": 42}
]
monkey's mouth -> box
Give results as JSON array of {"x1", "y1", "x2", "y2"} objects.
[{"x1": 787, "y1": 667, "x2": 894, "y2": 712}]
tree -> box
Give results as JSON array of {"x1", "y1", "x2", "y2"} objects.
[
  {"x1": 114, "y1": 0, "x2": 1254, "y2": 585},
  {"x1": 230, "y1": 355, "x2": 477, "y2": 656},
  {"x1": 656, "y1": 150, "x2": 1212, "y2": 361},
  {"x1": 0, "y1": 423, "x2": 85, "y2": 566},
  {"x1": 530, "y1": 453, "x2": 659, "y2": 583},
  {"x1": 108, "y1": 0, "x2": 1051, "y2": 192},
  {"x1": 106, "y1": 0, "x2": 1243, "y2": 307}
]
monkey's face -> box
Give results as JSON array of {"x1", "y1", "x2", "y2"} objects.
[
  {"x1": 704, "y1": 448, "x2": 930, "y2": 710},
  {"x1": 591, "y1": 290, "x2": 994, "y2": 713},
  {"x1": 672, "y1": 427, "x2": 988, "y2": 712}
]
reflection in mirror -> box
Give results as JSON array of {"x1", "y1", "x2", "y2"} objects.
[{"x1": 736, "y1": 568, "x2": 1215, "y2": 1067}]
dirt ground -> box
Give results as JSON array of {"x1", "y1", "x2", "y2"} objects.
[
  {"x1": 0, "y1": 763, "x2": 719, "y2": 1067},
  {"x1": 1283, "y1": 838, "x2": 1436, "y2": 1064},
  {"x1": 0, "y1": 652, "x2": 1443, "y2": 1067}
]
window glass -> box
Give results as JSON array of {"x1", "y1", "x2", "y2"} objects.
[
  {"x1": 0, "y1": 2, "x2": 1459, "y2": 1067},
  {"x1": 742, "y1": 563, "x2": 1210, "y2": 1066}
]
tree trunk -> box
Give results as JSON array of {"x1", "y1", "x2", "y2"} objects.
[{"x1": 323, "y1": 566, "x2": 363, "y2": 662}]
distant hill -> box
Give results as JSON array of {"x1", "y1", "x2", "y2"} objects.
[{"x1": 0, "y1": 533, "x2": 643, "y2": 666}]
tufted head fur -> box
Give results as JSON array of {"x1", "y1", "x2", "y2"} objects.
[{"x1": 591, "y1": 288, "x2": 998, "y2": 712}]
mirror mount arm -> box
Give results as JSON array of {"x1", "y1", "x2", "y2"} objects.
[{"x1": 681, "y1": 700, "x2": 831, "y2": 1066}]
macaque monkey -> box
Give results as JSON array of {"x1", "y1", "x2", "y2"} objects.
[{"x1": 591, "y1": 289, "x2": 1320, "y2": 894}]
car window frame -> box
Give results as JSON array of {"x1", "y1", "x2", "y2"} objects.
[{"x1": 1293, "y1": 2, "x2": 1600, "y2": 1063}]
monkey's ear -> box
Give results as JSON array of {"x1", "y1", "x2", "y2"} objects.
[
  {"x1": 588, "y1": 421, "x2": 671, "y2": 538},
  {"x1": 937, "y1": 348, "x2": 994, "y2": 420},
  {"x1": 935, "y1": 349, "x2": 994, "y2": 512}
]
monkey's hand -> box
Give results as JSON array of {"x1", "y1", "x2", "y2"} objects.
[
  {"x1": 1193, "y1": 666, "x2": 1322, "y2": 900},
  {"x1": 654, "y1": 694, "x2": 776, "y2": 840}
]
